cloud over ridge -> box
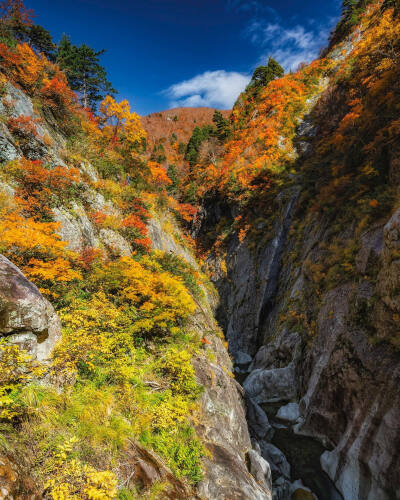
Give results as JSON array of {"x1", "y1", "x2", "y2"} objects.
[
  {"x1": 164, "y1": 70, "x2": 250, "y2": 109},
  {"x1": 247, "y1": 20, "x2": 330, "y2": 71}
]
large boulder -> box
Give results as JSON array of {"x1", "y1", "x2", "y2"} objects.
[
  {"x1": 0, "y1": 255, "x2": 61, "y2": 361},
  {"x1": 243, "y1": 363, "x2": 298, "y2": 404}
]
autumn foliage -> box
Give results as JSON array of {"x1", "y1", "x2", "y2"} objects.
[
  {"x1": 301, "y1": 3, "x2": 400, "y2": 216},
  {"x1": 0, "y1": 42, "x2": 76, "y2": 111}
]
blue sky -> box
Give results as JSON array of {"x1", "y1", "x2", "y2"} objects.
[{"x1": 28, "y1": 0, "x2": 341, "y2": 115}]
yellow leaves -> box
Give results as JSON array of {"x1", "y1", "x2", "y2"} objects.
[
  {"x1": 361, "y1": 163, "x2": 379, "y2": 178},
  {"x1": 54, "y1": 291, "x2": 133, "y2": 377},
  {"x1": 0, "y1": 210, "x2": 66, "y2": 255},
  {"x1": 151, "y1": 392, "x2": 196, "y2": 431},
  {"x1": 0, "y1": 340, "x2": 44, "y2": 420},
  {"x1": 84, "y1": 470, "x2": 118, "y2": 500},
  {"x1": 44, "y1": 436, "x2": 117, "y2": 500},
  {"x1": 100, "y1": 256, "x2": 196, "y2": 334},
  {"x1": 54, "y1": 254, "x2": 196, "y2": 376},
  {"x1": 26, "y1": 257, "x2": 82, "y2": 283},
  {"x1": 376, "y1": 58, "x2": 393, "y2": 73},
  {"x1": 157, "y1": 348, "x2": 199, "y2": 396},
  {"x1": 100, "y1": 95, "x2": 146, "y2": 145}
]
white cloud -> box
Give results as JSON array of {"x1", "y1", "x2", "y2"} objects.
[
  {"x1": 245, "y1": 18, "x2": 331, "y2": 72},
  {"x1": 260, "y1": 23, "x2": 329, "y2": 70},
  {"x1": 164, "y1": 70, "x2": 250, "y2": 109}
]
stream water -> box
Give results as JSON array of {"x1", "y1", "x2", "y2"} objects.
[
  {"x1": 257, "y1": 402, "x2": 343, "y2": 500},
  {"x1": 271, "y1": 427, "x2": 343, "y2": 500}
]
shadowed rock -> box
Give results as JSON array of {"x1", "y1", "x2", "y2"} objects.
[{"x1": 0, "y1": 254, "x2": 61, "y2": 361}]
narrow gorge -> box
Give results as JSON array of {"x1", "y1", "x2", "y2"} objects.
[{"x1": 0, "y1": 0, "x2": 400, "y2": 499}]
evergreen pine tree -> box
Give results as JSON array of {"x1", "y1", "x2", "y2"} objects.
[
  {"x1": 246, "y1": 57, "x2": 284, "y2": 97},
  {"x1": 26, "y1": 24, "x2": 56, "y2": 59},
  {"x1": 212, "y1": 110, "x2": 231, "y2": 142},
  {"x1": 56, "y1": 34, "x2": 116, "y2": 110},
  {"x1": 185, "y1": 125, "x2": 215, "y2": 167}
]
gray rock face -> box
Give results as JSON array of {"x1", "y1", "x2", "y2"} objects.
[
  {"x1": 3, "y1": 83, "x2": 35, "y2": 118},
  {"x1": 83, "y1": 188, "x2": 121, "y2": 218},
  {"x1": 191, "y1": 307, "x2": 271, "y2": 499},
  {"x1": 0, "y1": 126, "x2": 20, "y2": 162},
  {"x1": 244, "y1": 363, "x2": 297, "y2": 404},
  {"x1": 247, "y1": 449, "x2": 273, "y2": 494},
  {"x1": 236, "y1": 350, "x2": 253, "y2": 369},
  {"x1": 154, "y1": 220, "x2": 272, "y2": 499},
  {"x1": 276, "y1": 403, "x2": 300, "y2": 424},
  {"x1": 259, "y1": 442, "x2": 291, "y2": 480},
  {"x1": 206, "y1": 158, "x2": 400, "y2": 499},
  {"x1": 212, "y1": 187, "x2": 300, "y2": 357},
  {"x1": 99, "y1": 229, "x2": 132, "y2": 257},
  {"x1": 0, "y1": 255, "x2": 61, "y2": 361},
  {"x1": 1, "y1": 82, "x2": 66, "y2": 162},
  {"x1": 246, "y1": 397, "x2": 274, "y2": 441},
  {"x1": 148, "y1": 214, "x2": 198, "y2": 268},
  {"x1": 53, "y1": 203, "x2": 99, "y2": 252}
]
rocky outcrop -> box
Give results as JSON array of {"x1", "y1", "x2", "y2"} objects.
[
  {"x1": 188, "y1": 285, "x2": 272, "y2": 499},
  {"x1": 203, "y1": 168, "x2": 400, "y2": 499},
  {"x1": 148, "y1": 213, "x2": 198, "y2": 268},
  {"x1": 99, "y1": 228, "x2": 132, "y2": 256},
  {"x1": 0, "y1": 82, "x2": 66, "y2": 164},
  {"x1": 0, "y1": 254, "x2": 61, "y2": 361},
  {"x1": 148, "y1": 213, "x2": 272, "y2": 499},
  {"x1": 120, "y1": 442, "x2": 192, "y2": 499},
  {"x1": 209, "y1": 187, "x2": 300, "y2": 359}
]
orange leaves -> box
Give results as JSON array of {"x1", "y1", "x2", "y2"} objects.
[
  {"x1": 15, "y1": 43, "x2": 45, "y2": 88},
  {"x1": 90, "y1": 211, "x2": 107, "y2": 225},
  {"x1": 78, "y1": 247, "x2": 103, "y2": 271},
  {"x1": 0, "y1": 211, "x2": 66, "y2": 256},
  {"x1": 174, "y1": 203, "x2": 197, "y2": 223},
  {"x1": 41, "y1": 74, "x2": 76, "y2": 110},
  {"x1": 307, "y1": 5, "x2": 400, "y2": 212},
  {"x1": 0, "y1": 42, "x2": 77, "y2": 113},
  {"x1": 122, "y1": 214, "x2": 147, "y2": 236},
  {"x1": 183, "y1": 57, "x2": 327, "y2": 202},
  {"x1": 26, "y1": 257, "x2": 82, "y2": 283},
  {"x1": 336, "y1": 98, "x2": 363, "y2": 136},
  {"x1": 148, "y1": 161, "x2": 171, "y2": 186},
  {"x1": 0, "y1": 43, "x2": 45, "y2": 90},
  {"x1": 0, "y1": 207, "x2": 81, "y2": 297},
  {"x1": 132, "y1": 237, "x2": 152, "y2": 252},
  {"x1": 12, "y1": 158, "x2": 81, "y2": 216},
  {"x1": 369, "y1": 199, "x2": 379, "y2": 208}
]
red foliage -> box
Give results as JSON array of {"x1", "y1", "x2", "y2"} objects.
[
  {"x1": 122, "y1": 214, "x2": 147, "y2": 236},
  {"x1": 78, "y1": 247, "x2": 103, "y2": 270},
  {"x1": 90, "y1": 211, "x2": 107, "y2": 225},
  {"x1": 7, "y1": 114, "x2": 40, "y2": 137},
  {"x1": 40, "y1": 75, "x2": 76, "y2": 110},
  {"x1": 133, "y1": 237, "x2": 152, "y2": 252},
  {"x1": 0, "y1": 0, "x2": 34, "y2": 26},
  {"x1": 175, "y1": 203, "x2": 198, "y2": 222}
]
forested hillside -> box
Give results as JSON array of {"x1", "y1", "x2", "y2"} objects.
[{"x1": 0, "y1": 0, "x2": 399, "y2": 499}]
